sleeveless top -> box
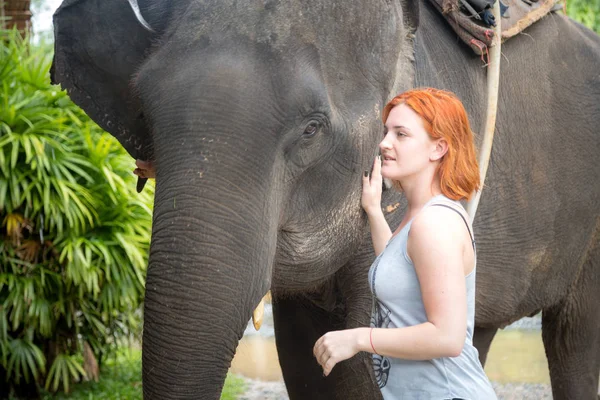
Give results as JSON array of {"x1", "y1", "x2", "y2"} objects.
[{"x1": 368, "y1": 195, "x2": 497, "y2": 400}]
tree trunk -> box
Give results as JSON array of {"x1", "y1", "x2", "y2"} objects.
[
  {"x1": 1, "y1": 0, "x2": 32, "y2": 36},
  {"x1": 82, "y1": 341, "x2": 99, "y2": 383}
]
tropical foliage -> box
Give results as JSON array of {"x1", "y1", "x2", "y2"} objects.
[
  {"x1": 0, "y1": 29, "x2": 154, "y2": 396},
  {"x1": 567, "y1": 0, "x2": 600, "y2": 34}
]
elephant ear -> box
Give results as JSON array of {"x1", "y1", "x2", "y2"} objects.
[{"x1": 51, "y1": 0, "x2": 155, "y2": 162}]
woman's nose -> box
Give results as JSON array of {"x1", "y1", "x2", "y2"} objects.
[{"x1": 379, "y1": 137, "x2": 391, "y2": 151}]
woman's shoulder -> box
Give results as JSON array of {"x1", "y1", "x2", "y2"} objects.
[
  {"x1": 409, "y1": 199, "x2": 470, "y2": 247},
  {"x1": 411, "y1": 205, "x2": 464, "y2": 237},
  {"x1": 407, "y1": 206, "x2": 472, "y2": 275}
]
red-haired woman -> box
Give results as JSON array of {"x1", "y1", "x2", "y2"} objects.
[{"x1": 313, "y1": 88, "x2": 497, "y2": 399}]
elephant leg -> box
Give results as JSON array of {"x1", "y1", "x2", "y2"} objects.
[
  {"x1": 542, "y1": 238, "x2": 600, "y2": 400},
  {"x1": 272, "y1": 286, "x2": 381, "y2": 400},
  {"x1": 473, "y1": 326, "x2": 498, "y2": 367}
]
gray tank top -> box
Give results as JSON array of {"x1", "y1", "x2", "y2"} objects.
[{"x1": 368, "y1": 195, "x2": 497, "y2": 400}]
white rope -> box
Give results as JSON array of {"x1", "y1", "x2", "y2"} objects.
[{"x1": 466, "y1": 0, "x2": 502, "y2": 223}]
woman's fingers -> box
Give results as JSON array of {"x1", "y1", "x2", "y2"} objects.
[
  {"x1": 313, "y1": 336, "x2": 329, "y2": 365},
  {"x1": 314, "y1": 335, "x2": 337, "y2": 376},
  {"x1": 313, "y1": 337, "x2": 322, "y2": 358},
  {"x1": 361, "y1": 156, "x2": 382, "y2": 212},
  {"x1": 362, "y1": 170, "x2": 371, "y2": 188},
  {"x1": 313, "y1": 336, "x2": 324, "y2": 361},
  {"x1": 323, "y1": 358, "x2": 337, "y2": 377},
  {"x1": 364, "y1": 155, "x2": 382, "y2": 185},
  {"x1": 373, "y1": 155, "x2": 382, "y2": 180},
  {"x1": 370, "y1": 155, "x2": 382, "y2": 189},
  {"x1": 362, "y1": 156, "x2": 382, "y2": 190}
]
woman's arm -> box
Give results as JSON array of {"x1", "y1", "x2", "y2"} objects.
[
  {"x1": 314, "y1": 206, "x2": 469, "y2": 375},
  {"x1": 373, "y1": 206, "x2": 469, "y2": 359},
  {"x1": 362, "y1": 156, "x2": 392, "y2": 255}
]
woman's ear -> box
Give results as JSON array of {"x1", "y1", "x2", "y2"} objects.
[
  {"x1": 430, "y1": 138, "x2": 449, "y2": 161},
  {"x1": 51, "y1": 0, "x2": 158, "y2": 161}
]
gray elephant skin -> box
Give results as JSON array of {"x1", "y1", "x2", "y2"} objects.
[{"x1": 51, "y1": 0, "x2": 600, "y2": 399}]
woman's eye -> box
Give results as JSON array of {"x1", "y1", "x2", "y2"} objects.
[{"x1": 303, "y1": 122, "x2": 319, "y2": 137}]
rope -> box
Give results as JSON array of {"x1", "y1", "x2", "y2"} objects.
[{"x1": 466, "y1": 0, "x2": 501, "y2": 223}]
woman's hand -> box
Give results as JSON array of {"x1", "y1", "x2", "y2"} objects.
[
  {"x1": 313, "y1": 329, "x2": 365, "y2": 376},
  {"x1": 133, "y1": 159, "x2": 156, "y2": 179},
  {"x1": 361, "y1": 156, "x2": 382, "y2": 215}
]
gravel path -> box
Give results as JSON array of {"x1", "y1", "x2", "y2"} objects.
[{"x1": 237, "y1": 378, "x2": 553, "y2": 400}]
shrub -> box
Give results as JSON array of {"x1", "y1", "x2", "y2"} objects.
[{"x1": 0, "y1": 30, "x2": 153, "y2": 397}]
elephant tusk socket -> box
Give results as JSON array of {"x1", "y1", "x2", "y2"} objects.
[{"x1": 252, "y1": 293, "x2": 269, "y2": 331}]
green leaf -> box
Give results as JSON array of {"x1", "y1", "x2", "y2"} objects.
[
  {"x1": 9, "y1": 135, "x2": 19, "y2": 170},
  {"x1": 7, "y1": 338, "x2": 46, "y2": 384}
]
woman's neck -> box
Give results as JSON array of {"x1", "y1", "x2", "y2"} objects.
[{"x1": 401, "y1": 173, "x2": 443, "y2": 214}]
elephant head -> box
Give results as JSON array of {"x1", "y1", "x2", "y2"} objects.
[{"x1": 52, "y1": 0, "x2": 418, "y2": 398}]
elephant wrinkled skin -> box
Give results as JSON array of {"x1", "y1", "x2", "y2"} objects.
[{"x1": 51, "y1": 0, "x2": 600, "y2": 399}]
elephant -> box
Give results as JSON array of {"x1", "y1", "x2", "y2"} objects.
[{"x1": 51, "y1": 0, "x2": 599, "y2": 399}]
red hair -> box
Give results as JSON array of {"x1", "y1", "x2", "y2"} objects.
[{"x1": 382, "y1": 88, "x2": 480, "y2": 200}]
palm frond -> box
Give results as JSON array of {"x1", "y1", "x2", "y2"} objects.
[
  {"x1": 6, "y1": 337, "x2": 46, "y2": 384},
  {"x1": 45, "y1": 353, "x2": 85, "y2": 394}
]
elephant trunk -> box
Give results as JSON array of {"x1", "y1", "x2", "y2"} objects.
[{"x1": 141, "y1": 146, "x2": 277, "y2": 399}]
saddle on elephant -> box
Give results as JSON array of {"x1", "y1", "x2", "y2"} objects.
[{"x1": 428, "y1": 0, "x2": 565, "y2": 59}]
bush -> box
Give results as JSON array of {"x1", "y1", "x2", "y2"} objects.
[
  {"x1": 0, "y1": 30, "x2": 154, "y2": 397},
  {"x1": 567, "y1": 0, "x2": 600, "y2": 34}
]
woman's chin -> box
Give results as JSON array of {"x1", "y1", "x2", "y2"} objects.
[{"x1": 380, "y1": 168, "x2": 397, "y2": 180}]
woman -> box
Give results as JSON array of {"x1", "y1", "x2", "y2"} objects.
[{"x1": 313, "y1": 88, "x2": 497, "y2": 399}]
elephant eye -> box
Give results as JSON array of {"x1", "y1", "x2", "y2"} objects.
[{"x1": 303, "y1": 121, "x2": 319, "y2": 137}]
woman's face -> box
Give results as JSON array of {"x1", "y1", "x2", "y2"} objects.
[{"x1": 379, "y1": 103, "x2": 438, "y2": 182}]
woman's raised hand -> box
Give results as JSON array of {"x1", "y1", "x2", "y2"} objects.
[
  {"x1": 133, "y1": 159, "x2": 156, "y2": 179},
  {"x1": 361, "y1": 156, "x2": 382, "y2": 215}
]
